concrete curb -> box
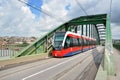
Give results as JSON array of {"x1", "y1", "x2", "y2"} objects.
[{"x1": 95, "y1": 59, "x2": 107, "y2": 80}]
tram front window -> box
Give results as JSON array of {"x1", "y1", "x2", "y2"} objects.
[{"x1": 53, "y1": 32, "x2": 65, "y2": 50}]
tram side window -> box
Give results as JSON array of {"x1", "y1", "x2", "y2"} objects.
[
  {"x1": 64, "y1": 36, "x2": 71, "y2": 48},
  {"x1": 95, "y1": 41, "x2": 96, "y2": 45},
  {"x1": 72, "y1": 38, "x2": 78, "y2": 46},
  {"x1": 88, "y1": 40, "x2": 90, "y2": 46},
  {"x1": 79, "y1": 38, "x2": 82, "y2": 46},
  {"x1": 87, "y1": 40, "x2": 89, "y2": 46},
  {"x1": 73, "y1": 38, "x2": 75, "y2": 46},
  {"x1": 78, "y1": 38, "x2": 80, "y2": 46},
  {"x1": 89, "y1": 40, "x2": 91, "y2": 45},
  {"x1": 86, "y1": 40, "x2": 88, "y2": 46},
  {"x1": 76, "y1": 38, "x2": 79, "y2": 46},
  {"x1": 70, "y1": 37, "x2": 73, "y2": 47},
  {"x1": 93, "y1": 41, "x2": 94, "y2": 45},
  {"x1": 92, "y1": 41, "x2": 94, "y2": 45},
  {"x1": 94, "y1": 41, "x2": 95, "y2": 45},
  {"x1": 91, "y1": 40, "x2": 93, "y2": 45},
  {"x1": 83, "y1": 39, "x2": 87, "y2": 46}
]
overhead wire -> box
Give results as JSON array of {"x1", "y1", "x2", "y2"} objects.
[
  {"x1": 19, "y1": 0, "x2": 112, "y2": 22},
  {"x1": 18, "y1": 0, "x2": 65, "y2": 22},
  {"x1": 93, "y1": 0, "x2": 107, "y2": 15},
  {"x1": 75, "y1": 0, "x2": 88, "y2": 16},
  {"x1": 75, "y1": 0, "x2": 112, "y2": 17},
  {"x1": 109, "y1": 0, "x2": 113, "y2": 19}
]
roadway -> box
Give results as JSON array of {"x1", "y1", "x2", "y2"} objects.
[{"x1": 0, "y1": 46, "x2": 104, "y2": 80}]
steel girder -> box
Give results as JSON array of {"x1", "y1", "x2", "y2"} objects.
[
  {"x1": 15, "y1": 14, "x2": 107, "y2": 57},
  {"x1": 14, "y1": 14, "x2": 110, "y2": 59},
  {"x1": 104, "y1": 15, "x2": 115, "y2": 75},
  {"x1": 14, "y1": 14, "x2": 115, "y2": 76}
]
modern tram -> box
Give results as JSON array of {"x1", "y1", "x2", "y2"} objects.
[{"x1": 52, "y1": 31, "x2": 96, "y2": 57}]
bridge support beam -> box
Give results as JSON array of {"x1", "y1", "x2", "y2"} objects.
[
  {"x1": 91, "y1": 24, "x2": 93, "y2": 38},
  {"x1": 86, "y1": 25, "x2": 87, "y2": 36},
  {"x1": 104, "y1": 15, "x2": 115, "y2": 75},
  {"x1": 89, "y1": 25, "x2": 90, "y2": 37},
  {"x1": 95, "y1": 25, "x2": 100, "y2": 45}
]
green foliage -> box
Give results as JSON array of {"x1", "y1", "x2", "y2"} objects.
[{"x1": 113, "y1": 44, "x2": 120, "y2": 50}]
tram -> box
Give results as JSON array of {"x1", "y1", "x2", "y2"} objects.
[{"x1": 52, "y1": 31, "x2": 96, "y2": 57}]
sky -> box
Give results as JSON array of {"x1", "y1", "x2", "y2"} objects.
[{"x1": 0, "y1": 0, "x2": 120, "y2": 39}]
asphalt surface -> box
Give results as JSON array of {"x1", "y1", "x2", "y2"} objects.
[{"x1": 0, "y1": 46, "x2": 104, "y2": 80}]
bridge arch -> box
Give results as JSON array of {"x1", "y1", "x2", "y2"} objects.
[{"x1": 15, "y1": 14, "x2": 107, "y2": 57}]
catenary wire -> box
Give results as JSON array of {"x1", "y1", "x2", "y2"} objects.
[{"x1": 18, "y1": 0, "x2": 65, "y2": 22}]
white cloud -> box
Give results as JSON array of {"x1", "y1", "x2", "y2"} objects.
[
  {"x1": 0, "y1": 0, "x2": 120, "y2": 39},
  {"x1": 111, "y1": 23, "x2": 120, "y2": 39},
  {"x1": 0, "y1": 0, "x2": 69, "y2": 37},
  {"x1": 0, "y1": 0, "x2": 37, "y2": 36}
]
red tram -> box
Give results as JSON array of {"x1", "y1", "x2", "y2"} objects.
[{"x1": 52, "y1": 31, "x2": 96, "y2": 57}]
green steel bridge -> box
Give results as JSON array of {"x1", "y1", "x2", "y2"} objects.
[
  {"x1": 15, "y1": 14, "x2": 110, "y2": 57},
  {"x1": 0, "y1": 14, "x2": 117, "y2": 80}
]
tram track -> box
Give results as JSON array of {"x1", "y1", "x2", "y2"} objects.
[
  {"x1": 0, "y1": 46, "x2": 104, "y2": 80},
  {"x1": 51, "y1": 53, "x2": 91, "y2": 80}
]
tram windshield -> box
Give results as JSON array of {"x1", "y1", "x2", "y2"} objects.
[{"x1": 53, "y1": 32, "x2": 66, "y2": 50}]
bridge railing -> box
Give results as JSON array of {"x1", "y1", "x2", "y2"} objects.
[{"x1": 0, "y1": 44, "x2": 28, "y2": 57}]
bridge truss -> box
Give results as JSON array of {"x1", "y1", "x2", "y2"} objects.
[{"x1": 14, "y1": 14, "x2": 115, "y2": 76}]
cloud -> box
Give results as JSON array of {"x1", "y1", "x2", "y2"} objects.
[
  {"x1": 0, "y1": 0, "x2": 120, "y2": 39},
  {"x1": 111, "y1": 23, "x2": 120, "y2": 39},
  {"x1": 111, "y1": 0, "x2": 120, "y2": 25},
  {"x1": 0, "y1": 0, "x2": 69, "y2": 37},
  {"x1": 0, "y1": 0, "x2": 37, "y2": 36}
]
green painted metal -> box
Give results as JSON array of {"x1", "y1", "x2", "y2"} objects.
[
  {"x1": 104, "y1": 15, "x2": 115, "y2": 75},
  {"x1": 14, "y1": 13, "x2": 116, "y2": 76},
  {"x1": 14, "y1": 23, "x2": 73, "y2": 57},
  {"x1": 95, "y1": 25, "x2": 100, "y2": 45}
]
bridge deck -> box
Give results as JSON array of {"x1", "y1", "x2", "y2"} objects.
[{"x1": 0, "y1": 46, "x2": 104, "y2": 80}]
